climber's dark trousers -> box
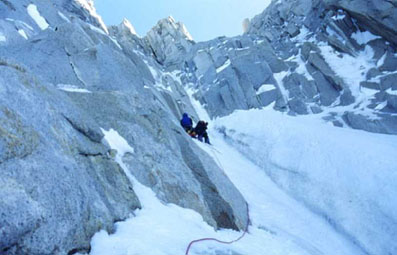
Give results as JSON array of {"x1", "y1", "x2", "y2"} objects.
[{"x1": 198, "y1": 133, "x2": 210, "y2": 144}]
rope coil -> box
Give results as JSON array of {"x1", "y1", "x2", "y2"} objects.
[{"x1": 185, "y1": 203, "x2": 251, "y2": 255}]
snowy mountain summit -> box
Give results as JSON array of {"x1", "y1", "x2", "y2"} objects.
[{"x1": 0, "y1": 0, "x2": 396, "y2": 255}]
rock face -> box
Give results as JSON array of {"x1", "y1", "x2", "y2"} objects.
[
  {"x1": 326, "y1": 0, "x2": 397, "y2": 45},
  {"x1": 242, "y1": 0, "x2": 397, "y2": 134},
  {"x1": 0, "y1": 1, "x2": 247, "y2": 254},
  {"x1": 152, "y1": 0, "x2": 397, "y2": 135},
  {"x1": 145, "y1": 16, "x2": 194, "y2": 67}
]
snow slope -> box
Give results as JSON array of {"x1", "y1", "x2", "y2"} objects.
[
  {"x1": 86, "y1": 99, "x2": 378, "y2": 255},
  {"x1": 214, "y1": 106, "x2": 397, "y2": 255}
]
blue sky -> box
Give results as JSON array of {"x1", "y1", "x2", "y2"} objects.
[{"x1": 94, "y1": 0, "x2": 271, "y2": 42}]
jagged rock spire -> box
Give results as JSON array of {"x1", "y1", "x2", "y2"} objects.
[
  {"x1": 121, "y1": 18, "x2": 137, "y2": 36},
  {"x1": 74, "y1": 0, "x2": 109, "y2": 34},
  {"x1": 145, "y1": 16, "x2": 194, "y2": 65}
]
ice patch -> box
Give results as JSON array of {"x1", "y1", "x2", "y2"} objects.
[
  {"x1": 180, "y1": 22, "x2": 194, "y2": 41},
  {"x1": 256, "y1": 84, "x2": 276, "y2": 95},
  {"x1": 101, "y1": 128, "x2": 134, "y2": 156},
  {"x1": 109, "y1": 37, "x2": 122, "y2": 50},
  {"x1": 216, "y1": 59, "x2": 231, "y2": 73},
  {"x1": 386, "y1": 88, "x2": 397, "y2": 96},
  {"x1": 377, "y1": 53, "x2": 387, "y2": 68},
  {"x1": 0, "y1": 33, "x2": 6, "y2": 42},
  {"x1": 58, "y1": 11, "x2": 70, "y2": 23},
  {"x1": 57, "y1": 84, "x2": 91, "y2": 93},
  {"x1": 27, "y1": 4, "x2": 49, "y2": 30},
  {"x1": 146, "y1": 63, "x2": 158, "y2": 79},
  {"x1": 18, "y1": 29, "x2": 28, "y2": 40},
  {"x1": 236, "y1": 47, "x2": 250, "y2": 51},
  {"x1": 273, "y1": 71, "x2": 290, "y2": 100},
  {"x1": 88, "y1": 24, "x2": 107, "y2": 35},
  {"x1": 333, "y1": 14, "x2": 346, "y2": 20},
  {"x1": 375, "y1": 101, "x2": 388, "y2": 110},
  {"x1": 351, "y1": 30, "x2": 381, "y2": 45}
]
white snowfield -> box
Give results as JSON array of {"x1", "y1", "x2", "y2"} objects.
[
  {"x1": 27, "y1": 4, "x2": 49, "y2": 30},
  {"x1": 85, "y1": 93, "x2": 397, "y2": 255}
]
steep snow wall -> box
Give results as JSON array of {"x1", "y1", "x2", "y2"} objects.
[{"x1": 215, "y1": 108, "x2": 397, "y2": 255}]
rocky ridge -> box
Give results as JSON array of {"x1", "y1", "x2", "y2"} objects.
[{"x1": 146, "y1": 0, "x2": 397, "y2": 135}]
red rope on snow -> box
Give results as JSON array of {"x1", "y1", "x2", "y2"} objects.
[{"x1": 185, "y1": 203, "x2": 251, "y2": 255}]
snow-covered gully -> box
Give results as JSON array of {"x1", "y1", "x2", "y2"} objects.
[{"x1": 87, "y1": 101, "x2": 375, "y2": 255}]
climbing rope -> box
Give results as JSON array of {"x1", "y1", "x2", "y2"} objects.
[
  {"x1": 185, "y1": 203, "x2": 250, "y2": 255},
  {"x1": 185, "y1": 144, "x2": 251, "y2": 255},
  {"x1": 209, "y1": 146, "x2": 225, "y2": 174}
]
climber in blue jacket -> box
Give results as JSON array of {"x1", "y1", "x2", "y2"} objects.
[{"x1": 180, "y1": 113, "x2": 193, "y2": 133}]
